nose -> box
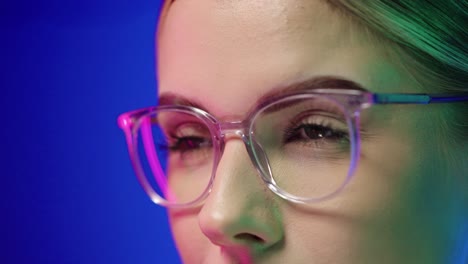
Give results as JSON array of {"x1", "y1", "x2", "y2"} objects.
[{"x1": 198, "y1": 139, "x2": 284, "y2": 255}]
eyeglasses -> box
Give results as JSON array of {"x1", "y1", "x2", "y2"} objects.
[{"x1": 118, "y1": 88, "x2": 468, "y2": 208}]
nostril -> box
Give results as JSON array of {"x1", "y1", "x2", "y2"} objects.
[{"x1": 234, "y1": 233, "x2": 265, "y2": 244}]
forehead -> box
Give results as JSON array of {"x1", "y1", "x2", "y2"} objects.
[{"x1": 157, "y1": 0, "x2": 409, "y2": 116}]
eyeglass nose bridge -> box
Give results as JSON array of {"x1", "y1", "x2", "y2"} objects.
[
  {"x1": 216, "y1": 120, "x2": 275, "y2": 188},
  {"x1": 218, "y1": 120, "x2": 251, "y2": 141}
]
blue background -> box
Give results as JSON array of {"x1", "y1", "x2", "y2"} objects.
[{"x1": 1, "y1": 0, "x2": 181, "y2": 263}]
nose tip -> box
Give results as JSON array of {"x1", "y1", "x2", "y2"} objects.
[{"x1": 198, "y1": 207, "x2": 280, "y2": 250}]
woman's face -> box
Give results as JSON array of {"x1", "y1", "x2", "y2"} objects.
[{"x1": 157, "y1": 1, "x2": 463, "y2": 263}]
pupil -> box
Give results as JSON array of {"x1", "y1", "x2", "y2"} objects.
[
  {"x1": 304, "y1": 125, "x2": 329, "y2": 139},
  {"x1": 178, "y1": 137, "x2": 205, "y2": 150}
]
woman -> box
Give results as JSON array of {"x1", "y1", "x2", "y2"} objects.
[{"x1": 119, "y1": 0, "x2": 468, "y2": 263}]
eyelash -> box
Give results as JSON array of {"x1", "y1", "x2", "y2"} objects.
[
  {"x1": 282, "y1": 117, "x2": 350, "y2": 146},
  {"x1": 167, "y1": 135, "x2": 212, "y2": 153}
]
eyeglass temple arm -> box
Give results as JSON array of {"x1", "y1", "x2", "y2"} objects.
[{"x1": 373, "y1": 94, "x2": 468, "y2": 104}]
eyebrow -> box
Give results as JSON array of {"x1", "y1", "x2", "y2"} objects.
[
  {"x1": 158, "y1": 76, "x2": 368, "y2": 112},
  {"x1": 158, "y1": 91, "x2": 209, "y2": 112}
]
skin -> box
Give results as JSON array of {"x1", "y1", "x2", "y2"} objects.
[{"x1": 156, "y1": 0, "x2": 466, "y2": 263}]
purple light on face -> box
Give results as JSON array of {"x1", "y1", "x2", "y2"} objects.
[{"x1": 348, "y1": 114, "x2": 361, "y2": 183}]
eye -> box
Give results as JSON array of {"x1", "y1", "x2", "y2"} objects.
[
  {"x1": 293, "y1": 124, "x2": 347, "y2": 141},
  {"x1": 150, "y1": 114, "x2": 215, "y2": 168},
  {"x1": 169, "y1": 136, "x2": 212, "y2": 152},
  {"x1": 161, "y1": 122, "x2": 214, "y2": 167},
  {"x1": 165, "y1": 122, "x2": 212, "y2": 151},
  {"x1": 283, "y1": 114, "x2": 349, "y2": 147}
]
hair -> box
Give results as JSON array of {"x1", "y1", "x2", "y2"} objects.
[{"x1": 325, "y1": 0, "x2": 468, "y2": 141}]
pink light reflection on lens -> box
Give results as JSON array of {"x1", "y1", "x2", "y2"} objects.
[{"x1": 141, "y1": 118, "x2": 176, "y2": 202}]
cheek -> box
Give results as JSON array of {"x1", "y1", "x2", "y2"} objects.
[
  {"x1": 168, "y1": 209, "x2": 211, "y2": 263},
  {"x1": 342, "y1": 106, "x2": 423, "y2": 215},
  {"x1": 280, "y1": 204, "x2": 369, "y2": 263},
  {"x1": 340, "y1": 109, "x2": 459, "y2": 262}
]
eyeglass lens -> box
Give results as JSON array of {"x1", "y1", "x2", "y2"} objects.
[{"x1": 134, "y1": 96, "x2": 353, "y2": 205}]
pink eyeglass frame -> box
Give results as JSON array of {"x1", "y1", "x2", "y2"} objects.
[{"x1": 118, "y1": 88, "x2": 468, "y2": 208}]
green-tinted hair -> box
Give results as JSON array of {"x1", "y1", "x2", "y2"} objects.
[
  {"x1": 328, "y1": 0, "x2": 468, "y2": 140},
  {"x1": 328, "y1": 0, "x2": 467, "y2": 89}
]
